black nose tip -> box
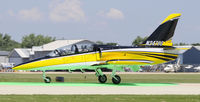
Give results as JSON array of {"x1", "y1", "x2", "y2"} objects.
[{"x1": 15, "y1": 56, "x2": 49, "y2": 67}]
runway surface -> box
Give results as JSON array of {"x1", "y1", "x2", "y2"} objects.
[{"x1": 0, "y1": 82, "x2": 200, "y2": 95}]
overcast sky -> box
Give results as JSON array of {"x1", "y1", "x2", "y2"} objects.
[{"x1": 0, "y1": 0, "x2": 199, "y2": 45}]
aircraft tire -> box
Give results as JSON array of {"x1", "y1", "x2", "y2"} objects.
[
  {"x1": 44, "y1": 77, "x2": 51, "y2": 83},
  {"x1": 98, "y1": 75, "x2": 107, "y2": 83},
  {"x1": 112, "y1": 75, "x2": 121, "y2": 84}
]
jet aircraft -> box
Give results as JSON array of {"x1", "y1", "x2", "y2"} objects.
[{"x1": 13, "y1": 13, "x2": 181, "y2": 84}]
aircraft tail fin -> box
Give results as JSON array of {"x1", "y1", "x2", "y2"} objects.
[{"x1": 141, "y1": 13, "x2": 181, "y2": 47}]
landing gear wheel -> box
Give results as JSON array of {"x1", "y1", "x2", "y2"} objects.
[
  {"x1": 112, "y1": 75, "x2": 121, "y2": 84},
  {"x1": 44, "y1": 77, "x2": 51, "y2": 83},
  {"x1": 98, "y1": 75, "x2": 107, "y2": 83}
]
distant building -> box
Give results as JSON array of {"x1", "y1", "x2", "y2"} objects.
[
  {"x1": 182, "y1": 46, "x2": 200, "y2": 64},
  {"x1": 30, "y1": 39, "x2": 94, "y2": 60},
  {"x1": 9, "y1": 39, "x2": 95, "y2": 65},
  {"x1": 0, "y1": 51, "x2": 11, "y2": 72},
  {"x1": 8, "y1": 48, "x2": 31, "y2": 65},
  {"x1": 174, "y1": 46, "x2": 192, "y2": 64},
  {"x1": 0, "y1": 51, "x2": 10, "y2": 64}
]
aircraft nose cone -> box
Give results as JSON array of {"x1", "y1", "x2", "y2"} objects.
[
  {"x1": 12, "y1": 56, "x2": 49, "y2": 70},
  {"x1": 12, "y1": 64, "x2": 25, "y2": 70}
]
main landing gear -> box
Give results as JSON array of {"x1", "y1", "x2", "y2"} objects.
[
  {"x1": 111, "y1": 68, "x2": 121, "y2": 84},
  {"x1": 43, "y1": 71, "x2": 51, "y2": 83},
  {"x1": 98, "y1": 74, "x2": 107, "y2": 83},
  {"x1": 95, "y1": 68, "x2": 121, "y2": 84},
  {"x1": 112, "y1": 75, "x2": 121, "y2": 84}
]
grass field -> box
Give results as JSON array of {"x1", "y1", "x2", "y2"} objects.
[
  {"x1": 0, "y1": 95, "x2": 199, "y2": 102},
  {"x1": 1, "y1": 72, "x2": 200, "y2": 83}
]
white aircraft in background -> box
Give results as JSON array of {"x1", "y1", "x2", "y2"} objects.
[{"x1": 164, "y1": 58, "x2": 181, "y2": 73}]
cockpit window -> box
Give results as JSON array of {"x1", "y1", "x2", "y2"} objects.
[
  {"x1": 47, "y1": 43, "x2": 94, "y2": 57},
  {"x1": 76, "y1": 43, "x2": 93, "y2": 53}
]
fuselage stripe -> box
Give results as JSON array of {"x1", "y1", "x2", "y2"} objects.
[{"x1": 106, "y1": 59, "x2": 154, "y2": 64}]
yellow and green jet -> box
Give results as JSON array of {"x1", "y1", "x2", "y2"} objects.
[{"x1": 13, "y1": 13, "x2": 181, "y2": 84}]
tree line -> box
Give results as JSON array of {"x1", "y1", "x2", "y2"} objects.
[
  {"x1": 0, "y1": 33, "x2": 199, "y2": 51},
  {"x1": 97, "y1": 36, "x2": 200, "y2": 46},
  {"x1": 131, "y1": 36, "x2": 200, "y2": 46},
  {"x1": 0, "y1": 33, "x2": 55, "y2": 51}
]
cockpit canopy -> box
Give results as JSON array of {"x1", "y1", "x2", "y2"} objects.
[
  {"x1": 47, "y1": 43, "x2": 134, "y2": 57},
  {"x1": 48, "y1": 43, "x2": 94, "y2": 57}
]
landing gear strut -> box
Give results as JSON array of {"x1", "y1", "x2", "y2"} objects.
[
  {"x1": 98, "y1": 74, "x2": 107, "y2": 83},
  {"x1": 111, "y1": 69, "x2": 121, "y2": 84},
  {"x1": 112, "y1": 75, "x2": 121, "y2": 84},
  {"x1": 43, "y1": 71, "x2": 51, "y2": 83},
  {"x1": 95, "y1": 68, "x2": 107, "y2": 83}
]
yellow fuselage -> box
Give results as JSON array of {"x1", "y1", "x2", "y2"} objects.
[{"x1": 13, "y1": 48, "x2": 178, "y2": 71}]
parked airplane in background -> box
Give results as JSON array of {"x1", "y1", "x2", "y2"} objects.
[
  {"x1": 164, "y1": 58, "x2": 181, "y2": 73},
  {"x1": 13, "y1": 13, "x2": 181, "y2": 84}
]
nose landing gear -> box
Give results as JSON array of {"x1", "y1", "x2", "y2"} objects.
[
  {"x1": 43, "y1": 71, "x2": 51, "y2": 83},
  {"x1": 44, "y1": 76, "x2": 51, "y2": 83}
]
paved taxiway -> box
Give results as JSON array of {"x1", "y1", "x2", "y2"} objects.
[{"x1": 0, "y1": 83, "x2": 200, "y2": 95}]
